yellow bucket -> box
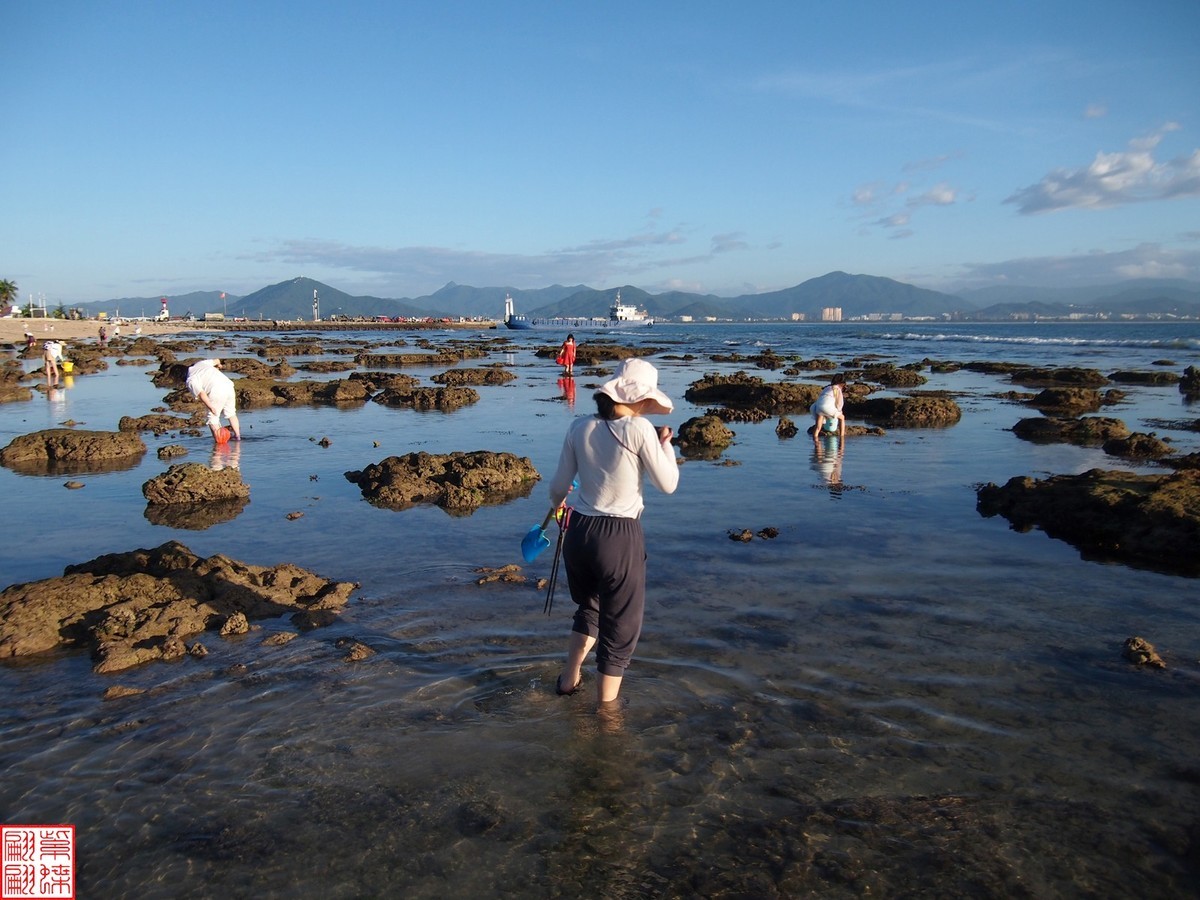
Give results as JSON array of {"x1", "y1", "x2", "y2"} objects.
[{"x1": 61, "y1": 360, "x2": 74, "y2": 373}]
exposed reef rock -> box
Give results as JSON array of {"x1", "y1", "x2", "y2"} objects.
[
  {"x1": 1006, "y1": 367, "x2": 1110, "y2": 388},
  {"x1": 1027, "y1": 388, "x2": 1113, "y2": 415},
  {"x1": 1011, "y1": 416, "x2": 1130, "y2": 446},
  {"x1": 119, "y1": 412, "x2": 202, "y2": 434},
  {"x1": 534, "y1": 344, "x2": 662, "y2": 366},
  {"x1": 860, "y1": 363, "x2": 928, "y2": 388},
  {"x1": 431, "y1": 366, "x2": 518, "y2": 387},
  {"x1": 684, "y1": 371, "x2": 821, "y2": 414},
  {"x1": 706, "y1": 407, "x2": 771, "y2": 424},
  {"x1": 356, "y1": 350, "x2": 462, "y2": 368},
  {"x1": 296, "y1": 360, "x2": 358, "y2": 373},
  {"x1": 0, "y1": 541, "x2": 356, "y2": 673},
  {"x1": 345, "y1": 450, "x2": 539, "y2": 513},
  {"x1": 371, "y1": 386, "x2": 480, "y2": 411},
  {"x1": 268, "y1": 378, "x2": 372, "y2": 405},
  {"x1": 1102, "y1": 432, "x2": 1174, "y2": 460},
  {"x1": 1107, "y1": 370, "x2": 1180, "y2": 385},
  {"x1": 676, "y1": 415, "x2": 735, "y2": 459},
  {"x1": 143, "y1": 462, "x2": 251, "y2": 505},
  {"x1": 0, "y1": 364, "x2": 33, "y2": 404},
  {"x1": 0, "y1": 428, "x2": 147, "y2": 474},
  {"x1": 142, "y1": 463, "x2": 251, "y2": 529},
  {"x1": 977, "y1": 468, "x2": 1200, "y2": 576},
  {"x1": 845, "y1": 393, "x2": 962, "y2": 427},
  {"x1": 805, "y1": 423, "x2": 887, "y2": 438},
  {"x1": 1122, "y1": 636, "x2": 1166, "y2": 669}
]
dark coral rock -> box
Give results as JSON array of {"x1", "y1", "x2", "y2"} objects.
[
  {"x1": 676, "y1": 415, "x2": 735, "y2": 459},
  {"x1": 0, "y1": 540, "x2": 356, "y2": 672},
  {"x1": 684, "y1": 371, "x2": 820, "y2": 413},
  {"x1": 977, "y1": 468, "x2": 1200, "y2": 576},
  {"x1": 1011, "y1": 416, "x2": 1129, "y2": 446},
  {"x1": 345, "y1": 450, "x2": 539, "y2": 513},
  {"x1": 1, "y1": 428, "x2": 147, "y2": 475},
  {"x1": 846, "y1": 394, "x2": 961, "y2": 427}
]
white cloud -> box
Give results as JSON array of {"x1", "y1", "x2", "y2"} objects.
[
  {"x1": 246, "y1": 223, "x2": 752, "y2": 296},
  {"x1": 1005, "y1": 123, "x2": 1199, "y2": 213},
  {"x1": 851, "y1": 184, "x2": 880, "y2": 207},
  {"x1": 949, "y1": 242, "x2": 1200, "y2": 289},
  {"x1": 909, "y1": 183, "x2": 956, "y2": 208},
  {"x1": 1084, "y1": 103, "x2": 1107, "y2": 119},
  {"x1": 852, "y1": 170, "x2": 959, "y2": 237}
]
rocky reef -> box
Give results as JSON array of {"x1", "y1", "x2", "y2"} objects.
[
  {"x1": 345, "y1": 450, "x2": 540, "y2": 513},
  {"x1": 0, "y1": 541, "x2": 357, "y2": 673},
  {"x1": 977, "y1": 467, "x2": 1200, "y2": 576}
]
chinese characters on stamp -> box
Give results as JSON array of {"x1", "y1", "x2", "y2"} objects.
[{"x1": 2, "y1": 826, "x2": 75, "y2": 900}]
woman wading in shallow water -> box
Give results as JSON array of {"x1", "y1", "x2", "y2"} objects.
[{"x1": 546, "y1": 358, "x2": 680, "y2": 708}]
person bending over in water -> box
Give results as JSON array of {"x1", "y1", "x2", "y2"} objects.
[
  {"x1": 811, "y1": 372, "x2": 847, "y2": 442},
  {"x1": 547, "y1": 358, "x2": 680, "y2": 708},
  {"x1": 42, "y1": 339, "x2": 62, "y2": 386},
  {"x1": 186, "y1": 358, "x2": 242, "y2": 442}
]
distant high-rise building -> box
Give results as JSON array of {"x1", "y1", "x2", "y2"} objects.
[{"x1": 821, "y1": 307, "x2": 843, "y2": 322}]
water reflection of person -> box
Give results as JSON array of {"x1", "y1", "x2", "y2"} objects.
[
  {"x1": 557, "y1": 375, "x2": 576, "y2": 409},
  {"x1": 812, "y1": 435, "x2": 844, "y2": 489},
  {"x1": 210, "y1": 439, "x2": 242, "y2": 471}
]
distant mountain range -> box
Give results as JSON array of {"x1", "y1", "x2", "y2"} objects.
[{"x1": 74, "y1": 273, "x2": 1200, "y2": 322}]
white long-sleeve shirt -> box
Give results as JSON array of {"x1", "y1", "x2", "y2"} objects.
[
  {"x1": 186, "y1": 360, "x2": 232, "y2": 399},
  {"x1": 548, "y1": 414, "x2": 679, "y2": 519}
]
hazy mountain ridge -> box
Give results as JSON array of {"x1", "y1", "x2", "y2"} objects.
[{"x1": 71, "y1": 274, "x2": 1200, "y2": 322}]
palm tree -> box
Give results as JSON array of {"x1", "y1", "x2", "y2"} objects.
[{"x1": 0, "y1": 279, "x2": 17, "y2": 310}]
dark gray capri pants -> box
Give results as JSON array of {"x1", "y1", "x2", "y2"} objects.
[{"x1": 562, "y1": 512, "x2": 646, "y2": 677}]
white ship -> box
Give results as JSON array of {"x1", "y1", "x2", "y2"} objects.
[{"x1": 609, "y1": 290, "x2": 653, "y2": 325}]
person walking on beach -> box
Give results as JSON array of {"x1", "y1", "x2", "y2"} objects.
[
  {"x1": 556, "y1": 333, "x2": 577, "y2": 377},
  {"x1": 186, "y1": 358, "x2": 242, "y2": 442},
  {"x1": 98, "y1": 325, "x2": 108, "y2": 346},
  {"x1": 42, "y1": 339, "x2": 62, "y2": 385},
  {"x1": 811, "y1": 372, "x2": 847, "y2": 442},
  {"x1": 547, "y1": 358, "x2": 680, "y2": 708}
]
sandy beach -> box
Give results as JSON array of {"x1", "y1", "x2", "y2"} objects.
[{"x1": 0, "y1": 317, "x2": 188, "y2": 344}]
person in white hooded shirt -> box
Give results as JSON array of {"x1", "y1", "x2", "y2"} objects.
[
  {"x1": 547, "y1": 358, "x2": 680, "y2": 707},
  {"x1": 186, "y1": 358, "x2": 241, "y2": 442}
]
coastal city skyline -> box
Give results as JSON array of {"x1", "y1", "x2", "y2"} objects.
[{"x1": 3, "y1": 1, "x2": 1198, "y2": 303}]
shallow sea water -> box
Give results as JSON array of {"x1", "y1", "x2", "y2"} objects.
[{"x1": 2, "y1": 322, "x2": 1198, "y2": 897}]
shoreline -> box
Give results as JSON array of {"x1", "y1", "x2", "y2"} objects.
[
  {"x1": 0, "y1": 318, "x2": 189, "y2": 343},
  {"x1": 0, "y1": 317, "x2": 500, "y2": 344}
]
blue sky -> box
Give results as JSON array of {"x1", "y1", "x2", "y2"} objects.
[{"x1": 3, "y1": 1, "x2": 1198, "y2": 304}]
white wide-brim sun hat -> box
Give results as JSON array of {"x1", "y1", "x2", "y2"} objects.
[{"x1": 598, "y1": 358, "x2": 673, "y2": 416}]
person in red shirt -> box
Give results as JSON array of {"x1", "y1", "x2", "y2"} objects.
[{"x1": 556, "y1": 334, "x2": 577, "y2": 376}]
